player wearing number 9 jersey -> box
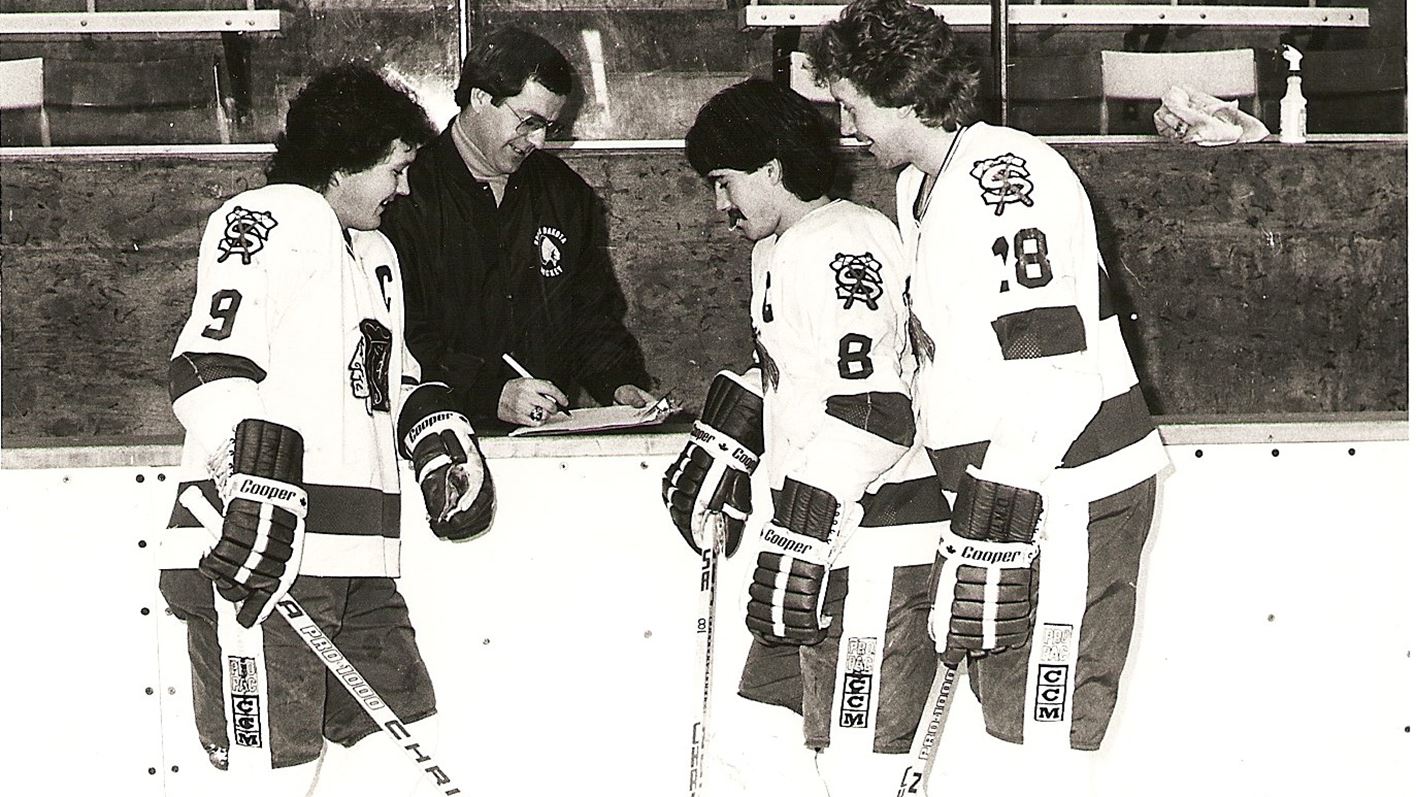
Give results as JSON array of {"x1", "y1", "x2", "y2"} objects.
[
  {"x1": 680, "y1": 78, "x2": 949, "y2": 796},
  {"x1": 156, "y1": 65, "x2": 491, "y2": 794},
  {"x1": 813, "y1": 0, "x2": 1171, "y2": 764}
]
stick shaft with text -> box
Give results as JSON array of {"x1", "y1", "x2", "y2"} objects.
[
  {"x1": 688, "y1": 514, "x2": 723, "y2": 796},
  {"x1": 893, "y1": 662, "x2": 958, "y2": 797},
  {"x1": 180, "y1": 486, "x2": 465, "y2": 795}
]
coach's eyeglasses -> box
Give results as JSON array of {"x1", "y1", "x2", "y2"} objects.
[{"x1": 499, "y1": 102, "x2": 567, "y2": 139}]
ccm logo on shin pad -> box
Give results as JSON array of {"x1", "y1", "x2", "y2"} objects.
[
  {"x1": 1033, "y1": 622, "x2": 1076, "y2": 722},
  {"x1": 839, "y1": 637, "x2": 878, "y2": 729},
  {"x1": 227, "y1": 655, "x2": 263, "y2": 748}
]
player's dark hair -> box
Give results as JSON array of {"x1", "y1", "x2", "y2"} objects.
[
  {"x1": 454, "y1": 25, "x2": 574, "y2": 106},
  {"x1": 267, "y1": 63, "x2": 436, "y2": 190},
  {"x1": 809, "y1": 0, "x2": 978, "y2": 131},
  {"x1": 684, "y1": 78, "x2": 837, "y2": 202}
]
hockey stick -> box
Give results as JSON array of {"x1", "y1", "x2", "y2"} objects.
[
  {"x1": 179, "y1": 486, "x2": 464, "y2": 796},
  {"x1": 687, "y1": 513, "x2": 724, "y2": 797},
  {"x1": 893, "y1": 661, "x2": 958, "y2": 797}
]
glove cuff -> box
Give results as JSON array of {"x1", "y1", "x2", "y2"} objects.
[
  {"x1": 761, "y1": 523, "x2": 834, "y2": 566},
  {"x1": 701, "y1": 370, "x2": 765, "y2": 456},
  {"x1": 937, "y1": 526, "x2": 1038, "y2": 567},
  {"x1": 405, "y1": 410, "x2": 477, "y2": 482},
  {"x1": 226, "y1": 474, "x2": 309, "y2": 519},
  {"x1": 690, "y1": 420, "x2": 759, "y2": 473},
  {"x1": 954, "y1": 466, "x2": 1044, "y2": 544}
]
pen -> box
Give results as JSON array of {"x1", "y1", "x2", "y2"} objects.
[
  {"x1": 501, "y1": 352, "x2": 536, "y2": 380},
  {"x1": 501, "y1": 353, "x2": 569, "y2": 417}
]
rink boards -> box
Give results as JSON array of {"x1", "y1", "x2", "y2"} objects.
[{"x1": 3, "y1": 416, "x2": 1412, "y2": 797}]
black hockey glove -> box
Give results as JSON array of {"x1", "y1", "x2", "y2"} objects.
[
  {"x1": 407, "y1": 410, "x2": 494, "y2": 540},
  {"x1": 745, "y1": 478, "x2": 854, "y2": 647},
  {"x1": 929, "y1": 467, "x2": 1043, "y2": 667},
  {"x1": 662, "y1": 370, "x2": 764, "y2": 557},
  {"x1": 198, "y1": 419, "x2": 308, "y2": 628}
]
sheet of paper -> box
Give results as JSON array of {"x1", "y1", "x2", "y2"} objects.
[{"x1": 507, "y1": 398, "x2": 675, "y2": 437}]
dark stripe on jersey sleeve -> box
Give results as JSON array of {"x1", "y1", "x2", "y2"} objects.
[
  {"x1": 991, "y1": 305, "x2": 1087, "y2": 360},
  {"x1": 168, "y1": 479, "x2": 401, "y2": 538},
  {"x1": 169, "y1": 352, "x2": 266, "y2": 402},
  {"x1": 824, "y1": 391, "x2": 916, "y2": 447},
  {"x1": 860, "y1": 476, "x2": 952, "y2": 527},
  {"x1": 1059, "y1": 383, "x2": 1157, "y2": 469},
  {"x1": 926, "y1": 441, "x2": 990, "y2": 493},
  {"x1": 1098, "y1": 264, "x2": 1116, "y2": 321}
]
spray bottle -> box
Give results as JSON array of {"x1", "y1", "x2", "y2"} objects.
[{"x1": 1279, "y1": 45, "x2": 1307, "y2": 143}]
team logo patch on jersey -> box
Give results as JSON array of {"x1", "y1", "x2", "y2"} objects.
[
  {"x1": 1033, "y1": 623, "x2": 1075, "y2": 722},
  {"x1": 839, "y1": 636, "x2": 879, "y2": 729},
  {"x1": 227, "y1": 655, "x2": 264, "y2": 748},
  {"x1": 349, "y1": 319, "x2": 393, "y2": 414},
  {"x1": 970, "y1": 154, "x2": 1035, "y2": 217},
  {"x1": 216, "y1": 206, "x2": 278, "y2": 265},
  {"x1": 533, "y1": 226, "x2": 567, "y2": 278},
  {"x1": 753, "y1": 335, "x2": 780, "y2": 392},
  {"x1": 830, "y1": 252, "x2": 886, "y2": 311}
]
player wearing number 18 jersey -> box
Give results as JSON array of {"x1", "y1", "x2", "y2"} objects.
[{"x1": 812, "y1": 0, "x2": 1170, "y2": 764}]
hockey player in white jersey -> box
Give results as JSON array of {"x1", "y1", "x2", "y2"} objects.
[
  {"x1": 810, "y1": 0, "x2": 1171, "y2": 788},
  {"x1": 664, "y1": 77, "x2": 949, "y2": 795},
  {"x1": 158, "y1": 64, "x2": 494, "y2": 796}
]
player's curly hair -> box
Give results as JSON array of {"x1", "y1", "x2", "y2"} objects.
[
  {"x1": 454, "y1": 25, "x2": 574, "y2": 106},
  {"x1": 266, "y1": 63, "x2": 436, "y2": 190},
  {"x1": 685, "y1": 78, "x2": 837, "y2": 202},
  {"x1": 809, "y1": 0, "x2": 979, "y2": 131}
]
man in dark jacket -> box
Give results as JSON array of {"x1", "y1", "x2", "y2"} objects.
[{"x1": 382, "y1": 25, "x2": 655, "y2": 430}]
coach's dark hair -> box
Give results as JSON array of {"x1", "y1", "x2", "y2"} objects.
[
  {"x1": 267, "y1": 63, "x2": 436, "y2": 190},
  {"x1": 454, "y1": 25, "x2": 574, "y2": 106},
  {"x1": 685, "y1": 78, "x2": 837, "y2": 202},
  {"x1": 809, "y1": 0, "x2": 978, "y2": 131}
]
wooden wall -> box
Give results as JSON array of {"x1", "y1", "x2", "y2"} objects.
[{"x1": 0, "y1": 140, "x2": 1407, "y2": 443}]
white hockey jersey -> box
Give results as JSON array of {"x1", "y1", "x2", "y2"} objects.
[
  {"x1": 162, "y1": 183, "x2": 419, "y2": 578},
  {"x1": 896, "y1": 123, "x2": 1168, "y2": 502},
  {"x1": 750, "y1": 199, "x2": 945, "y2": 563}
]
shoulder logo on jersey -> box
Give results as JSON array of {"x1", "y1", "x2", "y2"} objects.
[
  {"x1": 349, "y1": 319, "x2": 392, "y2": 414},
  {"x1": 830, "y1": 252, "x2": 885, "y2": 311},
  {"x1": 216, "y1": 206, "x2": 279, "y2": 265},
  {"x1": 752, "y1": 332, "x2": 781, "y2": 393},
  {"x1": 970, "y1": 154, "x2": 1035, "y2": 217},
  {"x1": 533, "y1": 226, "x2": 567, "y2": 278}
]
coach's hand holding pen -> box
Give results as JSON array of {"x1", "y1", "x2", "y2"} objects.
[{"x1": 499, "y1": 353, "x2": 570, "y2": 426}]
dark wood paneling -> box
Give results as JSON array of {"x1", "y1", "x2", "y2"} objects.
[{"x1": 1, "y1": 140, "x2": 1406, "y2": 442}]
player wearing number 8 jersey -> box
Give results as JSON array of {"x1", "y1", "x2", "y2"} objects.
[
  {"x1": 811, "y1": 0, "x2": 1170, "y2": 772},
  {"x1": 671, "y1": 77, "x2": 949, "y2": 796}
]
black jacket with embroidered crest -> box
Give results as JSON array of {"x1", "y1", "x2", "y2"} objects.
[{"x1": 382, "y1": 128, "x2": 651, "y2": 427}]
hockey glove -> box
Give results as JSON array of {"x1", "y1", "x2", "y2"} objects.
[
  {"x1": 198, "y1": 419, "x2": 308, "y2": 629},
  {"x1": 930, "y1": 467, "x2": 1043, "y2": 667},
  {"x1": 405, "y1": 410, "x2": 495, "y2": 541},
  {"x1": 745, "y1": 478, "x2": 856, "y2": 647},
  {"x1": 662, "y1": 370, "x2": 764, "y2": 557}
]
